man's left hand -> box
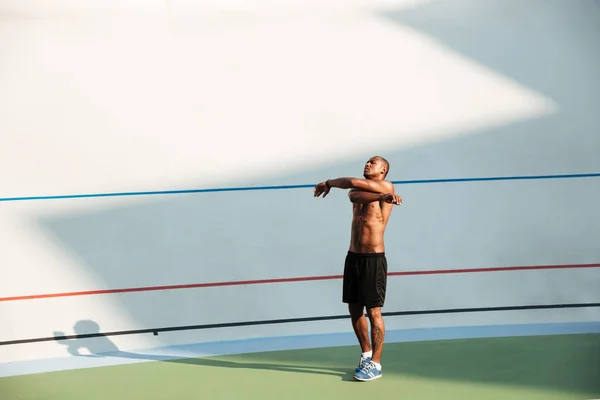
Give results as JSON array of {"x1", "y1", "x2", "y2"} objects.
[{"x1": 382, "y1": 193, "x2": 403, "y2": 205}]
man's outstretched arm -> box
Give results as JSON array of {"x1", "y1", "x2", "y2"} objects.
[
  {"x1": 314, "y1": 178, "x2": 402, "y2": 205},
  {"x1": 328, "y1": 177, "x2": 391, "y2": 193},
  {"x1": 313, "y1": 177, "x2": 392, "y2": 198}
]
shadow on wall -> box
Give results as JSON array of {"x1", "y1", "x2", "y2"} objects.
[
  {"x1": 53, "y1": 320, "x2": 600, "y2": 395},
  {"x1": 33, "y1": 0, "x2": 600, "y2": 382}
]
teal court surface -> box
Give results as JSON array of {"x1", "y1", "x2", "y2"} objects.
[{"x1": 1, "y1": 325, "x2": 599, "y2": 400}]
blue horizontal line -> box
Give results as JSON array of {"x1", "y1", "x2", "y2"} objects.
[{"x1": 1, "y1": 172, "x2": 599, "y2": 203}]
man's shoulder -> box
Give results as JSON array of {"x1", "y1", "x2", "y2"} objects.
[{"x1": 380, "y1": 179, "x2": 394, "y2": 190}]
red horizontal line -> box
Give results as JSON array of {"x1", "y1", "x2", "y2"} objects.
[
  {"x1": 2, "y1": 263, "x2": 599, "y2": 303},
  {"x1": 0, "y1": 274, "x2": 343, "y2": 302}
]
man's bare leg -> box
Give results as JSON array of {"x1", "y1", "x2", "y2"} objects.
[
  {"x1": 349, "y1": 303, "x2": 371, "y2": 353},
  {"x1": 366, "y1": 306, "x2": 385, "y2": 364}
]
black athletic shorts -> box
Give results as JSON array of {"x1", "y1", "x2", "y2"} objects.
[{"x1": 342, "y1": 251, "x2": 388, "y2": 308}]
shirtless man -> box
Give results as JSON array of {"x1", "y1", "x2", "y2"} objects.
[{"x1": 313, "y1": 156, "x2": 402, "y2": 382}]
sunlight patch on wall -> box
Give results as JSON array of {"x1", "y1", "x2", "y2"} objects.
[{"x1": 0, "y1": 0, "x2": 555, "y2": 198}]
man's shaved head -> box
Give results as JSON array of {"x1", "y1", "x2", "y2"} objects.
[{"x1": 363, "y1": 156, "x2": 390, "y2": 179}]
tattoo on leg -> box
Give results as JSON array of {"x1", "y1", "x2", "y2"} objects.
[{"x1": 372, "y1": 325, "x2": 384, "y2": 352}]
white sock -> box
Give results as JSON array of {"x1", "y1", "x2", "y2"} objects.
[
  {"x1": 372, "y1": 361, "x2": 382, "y2": 370},
  {"x1": 361, "y1": 350, "x2": 372, "y2": 359}
]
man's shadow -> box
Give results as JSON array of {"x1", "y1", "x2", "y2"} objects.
[{"x1": 54, "y1": 320, "x2": 355, "y2": 381}]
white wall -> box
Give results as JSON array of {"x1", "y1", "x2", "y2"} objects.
[{"x1": 1, "y1": 0, "x2": 600, "y2": 364}]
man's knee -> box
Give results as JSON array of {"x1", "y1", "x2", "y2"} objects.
[{"x1": 366, "y1": 306, "x2": 383, "y2": 321}]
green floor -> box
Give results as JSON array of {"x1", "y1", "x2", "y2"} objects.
[{"x1": 2, "y1": 334, "x2": 599, "y2": 400}]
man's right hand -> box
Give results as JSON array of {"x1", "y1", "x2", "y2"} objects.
[
  {"x1": 313, "y1": 181, "x2": 331, "y2": 198},
  {"x1": 381, "y1": 193, "x2": 403, "y2": 205}
]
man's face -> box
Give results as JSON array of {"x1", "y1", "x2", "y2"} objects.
[{"x1": 363, "y1": 157, "x2": 386, "y2": 179}]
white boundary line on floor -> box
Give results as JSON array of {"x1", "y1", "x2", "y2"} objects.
[{"x1": 1, "y1": 321, "x2": 599, "y2": 378}]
